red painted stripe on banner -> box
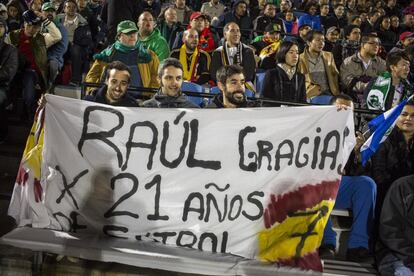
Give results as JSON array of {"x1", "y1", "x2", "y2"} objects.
[{"x1": 264, "y1": 180, "x2": 340, "y2": 228}]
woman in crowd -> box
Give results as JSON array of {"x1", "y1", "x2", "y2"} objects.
[
  {"x1": 371, "y1": 101, "x2": 414, "y2": 216},
  {"x1": 375, "y1": 15, "x2": 396, "y2": 52},
  {"x1": 261, "y1": 41, "x2": 306, "y2": 106}
]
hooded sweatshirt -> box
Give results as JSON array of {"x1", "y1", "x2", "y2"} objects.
[{"x1": 138, "y1": 28, "x2": 170, "y2": 61}]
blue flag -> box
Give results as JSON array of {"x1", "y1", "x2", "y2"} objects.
[{"x1": 360, "y1": 97, "x2": 412, "y2": 166}]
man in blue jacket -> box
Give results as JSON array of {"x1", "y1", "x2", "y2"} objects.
[{"x1": 41, "y1": 2, "x2": 69, "y2": 92}]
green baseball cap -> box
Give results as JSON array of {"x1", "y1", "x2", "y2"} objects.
[
  {"x1": 117, "y1": 20, "x2": 138, "y2": 34},
  {"x1": 41, "y1": 2, "x2": 56, "y2": 11}
]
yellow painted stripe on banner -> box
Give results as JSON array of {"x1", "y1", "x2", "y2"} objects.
[{"x1": 258, "y1": 200, "x2": 335, "y2": 261}]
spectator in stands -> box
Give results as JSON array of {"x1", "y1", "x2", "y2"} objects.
[
  {"x1": 400, "y1": 13, "x2": 414, "y2": 33},
  {"x1": 0, "y1": 17, "x2": 18, "y2": 142},
  {"x1": 137, "y1": 11, "x2": 170, "y2": 62},
  {"x1": 253, "y1": 23, "x2": 283, "y2": 70},
  {"x1": 142, "y1": 57, "x2": 198, "y2": 108},
  {"x1": 209, "y1": 64, "x2": 257, "y2": 108},
  {"x1": 0, "y1": 4, "x2": 7, "y2": 21},
  {"x1": 173, "y1": 12, "x2": 218, "y2": 53},
  {"x1": 6, "y1": 0, "x2": 22, "y2": 32},
  {"x1": 281, "y1": 9, "x2": 298, "y2": 35},
  {"x1": 8, "y1": 10, "x2": 61, "y2": 119},
  {"x1": 252, "y1": 23, "x2": 280, "y2": 56},
  {"x1": 210, "y1": 22, "x2": 256, "y2": 87},
  {"x1": 331, "y1": 3, "x2": 348, "y2": 29},
  {"x1": 360, "y1": 9, "x2": 381, "y2": 34},
  {"x1": 139, "y1": 0, "x2": 161, "y2": 18},
  {"x1": 85, "y1": 20, "x2": 160, "y2": 90},
  {"x1": 87, "y1": 0, "x2": 102, "y2": 17},
  {"x1": 365, "y1": 51, "x2": 411, "y2": 110},
  {"x1": 261, "y1": 41, "x2": 306, "y2": 105},
  {"x1": 100, "y1": 0, "x2": 141, "y2": 45},
  {"x1": 29, "y1": 0, "x2": 42, "y2": 16},
  {"x1": 370, "y1": 101, "x2": 414, "y2": 229},
  {"x1": 332, "y1": 24, "x2": 361, "y2": 68},
  {"x1": 298, "y1": 30, "x2": 340, "y2": 99},
  {"x1": 390, "y1": 31, "x2": 414, "y2": 53},
  {"x1": 277, "y1": 0, "x2": 293, "y2": 17},
  {"x1": 319, "y1": 94, "x2": 376, "y2": 263},
  {"x1": 41, "y1": 2, "x2": 69, "y2": 92},
  {"x1": 170, "y1": 29, "x2": 211, "y2": 85},
  {"x1": 76, "y1": 0, "x2": 98, "y2": 46},
  {"x1": 340, "y1": 33, "x2": 386, "y2": 106},
  {"x1": 49, "y1": 0, "x2": 65, "y2": 14},
  {"x1": 214, "y1": 0, "x2": 253, "y2": 44},
  {"x1": 298, "y1": 1, "x2": 322, "y2": 31},
  {"x1": 319, "y1": 3, "x2": 335, "y2": 31},
  {"x1": 159, "y1": 0, "x2": 192, "y2": 25},
  {"x1": 157, "y1": 7, "x2": 183, "y2": 50},
  {"x1": 84, "y1": 60, "x2": 138, "y2": 107},
  {"x1": 384, "y1": 0, "x2": 400, "y2": 17},
  {"x1": 349, "y1": 15, "x2": 362, "y2": 27},
  {"x1": 295, "y1": 23, "x2": 311, "y2": 53},
  {"x1": 56, "y1": 0, "x2": 92, "y2": 86},
  {"x1": 377, "y1": 175, "x2": 414, "y2": 276},
  {"x1": 249, "y1": 0, "x2": 266, "y2": 21},
  {"x1": 375, "y1": 15, "x2": 397, "y2": 52},
  {"x1": 200, "y1": 0, "x2": 225, "y2": 20},
  {"x1": 253, "y1": 3, "x2": 286, "y2": 36},
  {"x1": 323, "y1": 26, "x2": 340, "y2": 52},
  {"x1": 403, "y1": 0, "x2": 414, "y2": 15},
  {"x1": 390, "y1": 15, "x2": 402, "y2": 35}
]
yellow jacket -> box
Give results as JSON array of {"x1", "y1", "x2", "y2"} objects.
[
  {"x1": 85, "y1": 49, "x2": 160, "y2": 93},
  {"x1": 298, "y1": 49, "x2": 340, "y2": 98}
]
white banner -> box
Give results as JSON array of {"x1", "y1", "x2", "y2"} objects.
[{"x1": 10, "y1": 95, "x2": 355, "y2": 271}]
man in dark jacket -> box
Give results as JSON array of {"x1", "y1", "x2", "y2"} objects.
[
  {"x1": 56, "y1": 0, "x2": 93, "y2": 86},
  {"x1": 209, "y1": 64, "x2": 258, "y2": 108},
  {"x1": 157, "y1": 7, "x2": 184, "y2": 50},
  {"x1": 0, "y1": 17, "x2": 18, "y2": 142},
  {"x1": 377, "y1": 175, "x2": 414, "y2": 275},
  {"x1": 41, "y1": 2, "x2": 69, "y2": 91},
  {"x1": 100, "y1": 0, "x2": 141, "y2": 45},
  {"x1": 213, "y1": 0, "x2": 252, "y2": 44},
  {"x1": 253, "y1": 3, "x2": 285, "y2": 36},
  {"x1": 83, "y1": 60, "x2": 138, "y2": 107},
  {"x1": 210, "y1": 22, "x2": 256, "y2": 86},
  {"x1": 142, "y1": 57, "x2": 199, "y2": 108},
  {"x1": 8, "y1": 10, "x2": 61, "y2": 119},
  {"x1": 332, "y1": 24, "x2": 361, "y2": 68}
]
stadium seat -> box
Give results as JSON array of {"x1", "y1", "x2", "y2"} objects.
[
  {"x1": 309, "y1": 95, "x2": 333, "y2": 105},
  {"x1": 181, "y1": 81, "x2": 205, "y2": 107},
  {"x1": 255, "y1": 73, "x2": 266, "y2": 97}
]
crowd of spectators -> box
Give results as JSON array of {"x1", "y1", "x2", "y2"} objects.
[{"x1": 0, "y1": 0, "x2": 414, "y2": 274}]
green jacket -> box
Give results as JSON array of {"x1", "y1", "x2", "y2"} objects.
[
  {"x1": 8, "y1": 29, "x2": 49, "y2": 89},
  {"x1": 139, "y1": 28, "x2": 170, "y2": 61}
]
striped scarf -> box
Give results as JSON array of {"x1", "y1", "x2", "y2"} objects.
[{"x1": 179, "y1": 44, "x2": 199, "y2": 82}]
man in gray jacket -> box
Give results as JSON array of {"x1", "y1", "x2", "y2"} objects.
[
  {"x1": 340, "y1": 33, "x2": 386, "y2": 106},
  {"x1": 142, "y1": 58, "x2": 199, "y2": 108}
]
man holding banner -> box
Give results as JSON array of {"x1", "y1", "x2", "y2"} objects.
[
  {"x1": 209, "y1": 64, "x2": 258, "y2": 108},
  {"x1": 83, "y1": 61, "x2": 139, "y2": 107},
  {"x1": 320, "y1": 94, "x2": 376, "y2": 263}
]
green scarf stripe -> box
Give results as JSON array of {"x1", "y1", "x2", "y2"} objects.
[
  {"x1": 367, "y1": 71, "x2": 391, "y2": 110},
  {"x1": 93, "y1": 41, "x2": 152, "y2": 63}
]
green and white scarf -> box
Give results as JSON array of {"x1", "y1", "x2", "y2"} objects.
[{"x1": 366, "y1": 71, "x2": 391, "y2": 110}]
